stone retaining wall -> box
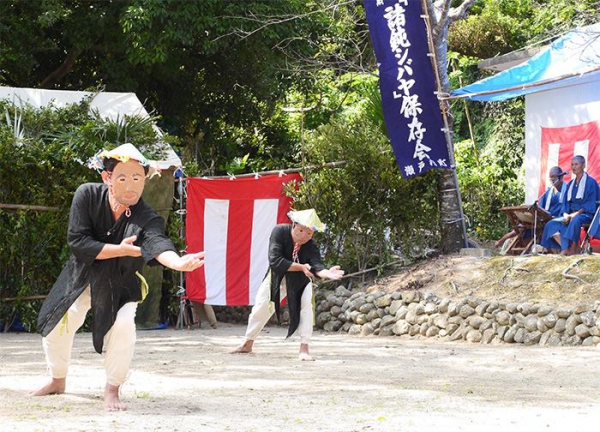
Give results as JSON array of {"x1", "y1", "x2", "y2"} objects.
[
  {"x1": 209, "y1": 285, "x2": 600, "y2": 347},
  {"x1": 314, "y1": 286, "x2": 600, "y2": 346}
]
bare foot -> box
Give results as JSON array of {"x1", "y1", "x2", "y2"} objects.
[
  {"x1": 29, "y1": 378, "x2": 66, "y2": 396},
  {"x1": 104, "y1": 383, "x2": 127, "y2": 412},
  {"x1": 230, "y1": 340, "x2": 253, "y2": 354},
  {"x1": 299, "y1": 343, "x2": 315, "y2": 361}
]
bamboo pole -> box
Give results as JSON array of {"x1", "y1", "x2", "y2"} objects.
[
  {"x1": 420, "y1": 0, "x2": 469, "y2": 248},
  {"x1": 318, "y1": 260, "x2": 405, "y2": 285},
  {"x1": 203, "y1": 160, "x2": 348, "y2": 180},
  {"x1": 0, "y1": 203, "x2": 59, "y2": 211},
  {"x1": 1, "y1": 294, "x2": 47, "y2": 302}
]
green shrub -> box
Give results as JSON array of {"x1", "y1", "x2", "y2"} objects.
[{"x1": 290, "y1": 116, "x2": 440, "y2": 274}]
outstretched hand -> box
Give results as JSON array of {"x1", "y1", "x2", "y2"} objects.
[
  {"x1": 156, "y1": 250, "x2": 205, "y2": 272},
  {"x1": 175, "y1": 251, "x2": 205, "y2": 272},
  {"x1": 320, "y1": 265, "x2": 344, "y2": 281}
]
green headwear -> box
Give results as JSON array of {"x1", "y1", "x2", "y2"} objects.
[{"x1": 287, "y1": 209, "x2": 326, "y2": 232}]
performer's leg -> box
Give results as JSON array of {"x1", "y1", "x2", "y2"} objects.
[
  {"x1": 231, "y1": 274, "x2": 273, "y2": 353},
  {"x1": 203, "y1": 304, "x2": 218, "y2": 329},
  {"x1": 541, "y1": 218, "x2": 563, "y2": 252},
  {"x1": 561, "y1": 214, "x2": 592, "y2": 254},
  {"x1": 31, "y1": 287, "x2": 91, "y2": 396},
  {"x1": 103, "y1": 301, "x2": 137, "y2": 411},
  {"x1": 298, "y1": 282, "x2": 315, "y2": 361}
]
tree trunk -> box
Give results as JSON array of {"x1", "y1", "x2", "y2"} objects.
[
  {"x1": 40, "y1": 50, "x2": 81, "y2": 89},
  {"x1": 438, "y1": 169, "x2": 466, "y2": 252},
  {"x1": 429, "y1": 5, "x2": 468, "y2": 252}
]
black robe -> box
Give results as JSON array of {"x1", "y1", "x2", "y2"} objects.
[
  {"x1": 268, "y1": 224, "x2": 326, "y2": 338},
  {"x1": 37, "y1": 183, "x2": 176, "y2": 353}
]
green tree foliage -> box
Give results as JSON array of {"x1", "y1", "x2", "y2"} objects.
[
  {"x1": 292, "y1": 117, "x2": 441, "y2": 273},
  {"x1": 527, "y1": 0, "x2": 600, "y2": 41},
  {"x1": 0, "y1": 99, "x2": 165, "y2": 331},
  {"x1": 0, "y1": 0, "x2": 356, "y2": 176},
  {"x1": 449, "y1": 0, "x2": 531, "y2": 59},
  {"x1": 450, "y1": 0, "x2": 599, "y2": 59}
]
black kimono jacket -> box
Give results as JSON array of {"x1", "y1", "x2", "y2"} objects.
[
  {"x1": 268, "y1": 224, "x2": 326, "y2": 338},
  {"x1": 37, "y1": 183, "x2": 176, "y2": 353}
]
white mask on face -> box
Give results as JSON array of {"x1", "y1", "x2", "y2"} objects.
[{"x1": 105, "y1": 160, "x2": 146, "y2": 207}]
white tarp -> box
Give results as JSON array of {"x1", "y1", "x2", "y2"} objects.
[
  {"x1": 0, "y1": 86, "x2": 182, "y2": 169},
  {"x1": 525, "y1": 74, "x2": 600, "y2": 203}
]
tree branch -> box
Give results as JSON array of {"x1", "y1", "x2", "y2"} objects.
[
  {"x1": 431, "y1": 0, "x2": 451, "y2": 41},
  {"x1": 448, "y1": 0, "x2": 478, "y2": 24},
  {"x1": 213, "y1": 0, "x2": 357, "y2": 42},
  {"x1": 40, "y1": 50, "x2": 81, "y2": 88}
]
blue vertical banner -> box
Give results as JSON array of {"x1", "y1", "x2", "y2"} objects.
[{"x1": 364, "y1": 0, "x2": 451, "y2": 178}]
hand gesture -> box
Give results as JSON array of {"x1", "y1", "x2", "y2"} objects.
[
  {"x1": 301, "y1": 263, "x2": 315, "y2": 278},
  {"x1": 322, "y1": 265, "x2": 344, "y2": 281},
  {"x1": 175, "y1": 251, "x2": 205, "y2": 272},
  {"x1": 121, "y1": 235, "x2": 142, "y2": 257}
]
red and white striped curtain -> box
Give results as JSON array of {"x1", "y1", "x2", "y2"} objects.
[
  {"x1": 185, "y1": 174, "x2": 302, "y2": 306},
  {"x1": 538, "y1": 120, "x2": 600, "y2": 196}
]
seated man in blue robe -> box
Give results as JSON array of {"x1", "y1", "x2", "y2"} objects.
[
  {"x1": 495, "y1": 166, "x2": 567, "y2": 250},
  {"x1": 541, "y1": 155, "x2": 600, "y2": 255}
]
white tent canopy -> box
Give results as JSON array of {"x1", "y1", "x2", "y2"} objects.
[{"x1": 0, "y1": 86, "x2": 182, "y2": 170}]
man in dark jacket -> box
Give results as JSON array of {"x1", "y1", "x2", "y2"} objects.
[
  {"x1": 31, "y1": 143, "x2": 205, "y2": 411},
  {"x1": 232, "y1": 209, "x2": 344, "y2": 361}
]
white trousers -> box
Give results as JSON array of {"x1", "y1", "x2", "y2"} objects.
[
  {"x1": 245, "y1": 274, "x2": 313, "y2": 344},
  {"x1": 42, "y1": 286, "x2": 137, "y2": 386}
]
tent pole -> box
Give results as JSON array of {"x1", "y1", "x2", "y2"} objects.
[
  {"x1": 175, "y1": 175, "x2": 189, "y2": 329},
  {"x1": 421, "y1": 0, "x2": 469, "y2": 249}
]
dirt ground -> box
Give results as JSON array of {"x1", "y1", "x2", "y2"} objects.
[
  {"x1": 3, "y1": 254, "x2": 600, "y2": 432},
  {"x1": 2, "y1": 323, "x2": 600, "y2": 432}
]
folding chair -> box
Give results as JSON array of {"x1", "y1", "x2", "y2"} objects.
[{"x1": 579, "y1": 203, "x2": 600, "y2": 254}]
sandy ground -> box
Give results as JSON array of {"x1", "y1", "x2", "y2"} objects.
[{"x1": 2, "y1": 323, "x2": 600, "y2": 432}]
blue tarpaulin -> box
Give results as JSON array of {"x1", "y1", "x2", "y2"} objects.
[{"x1": 450, "y1": 23, "x2": 600, "y2": 101}]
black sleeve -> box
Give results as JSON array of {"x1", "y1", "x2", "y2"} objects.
[
  {"x1": 304, "y1": 240, "x2": 326, "y2": 274},
  {"x1": 67, "y1": 184, "x2": 105, "y2": 266},
  {"x1": 137, "y1": 208, "x2": 177, "y2": 266},
  {"x1": 269, "y1": 225, "x2": 293, "y2": 274}
]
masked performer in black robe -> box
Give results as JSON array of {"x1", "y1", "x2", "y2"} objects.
[
  {"x1": 31, "y1": 144, "x2": 205, "y2": 411},
  {"x1": 232, "y1": 209, "x2": 344, "y2": 361}
]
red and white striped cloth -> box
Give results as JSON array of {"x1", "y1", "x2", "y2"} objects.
[
  {"x1": 538, "y1": 120, "x2": 600, "y2": 196},
  {"x1": 185, "y1": 174, "x2": 301, "y2": 306}
]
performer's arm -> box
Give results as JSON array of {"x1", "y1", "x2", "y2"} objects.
[
  {"x1": 95, "y1": 235, "x2": 142, "y2": 259},
  {"x1": 288, "y1": 262, "x2": 315, "y2": 278},
  {"x1": 301, "y1": 241, "x2": 343, "y2": 280},
  {"x1": 564, "y1": 180, "x2": 598, "y2": 221},
  {"x1": 155, "y1": 250, "x2": 205, "y2": 272}
]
